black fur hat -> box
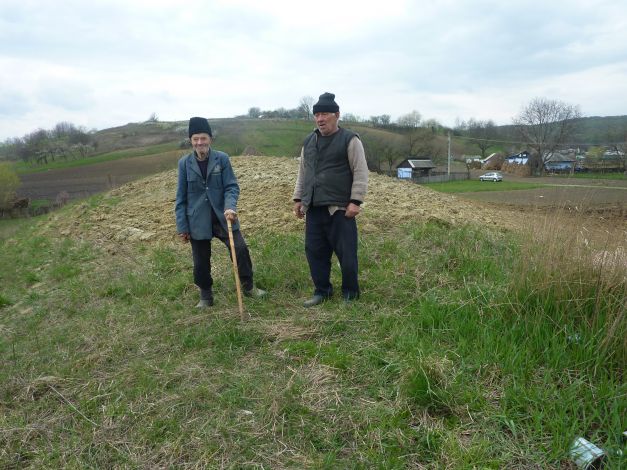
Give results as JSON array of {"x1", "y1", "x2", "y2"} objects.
[{"x1": 188, "y1": 117, "x2": 212, "y2": 137}]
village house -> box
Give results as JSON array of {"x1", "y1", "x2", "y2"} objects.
[
  {"x1": 396, "y1": 158, "x2": 437, "y2": 179},
  {"x1": 505, "y1": 150, "x2": 530, "y2": 165},
  {"x1": 544, "y1": 151, "x2": 577, "y2": 173}
]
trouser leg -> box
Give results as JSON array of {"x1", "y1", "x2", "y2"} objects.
[
  {"x1": 305, "y1": 206, "x2": 334, "y2": 297},
  {"x1": 213, "y1": 222, "x2": 254, "y2": 291},
  {"x1": 190, "y1": 238, "x2": 213, "y2": 291},
  {"x1": 329, "y1": 210, "x2": 360, "y2": 298}
]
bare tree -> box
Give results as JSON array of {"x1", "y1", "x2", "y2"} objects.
[
  {"x1": 384, "y1": 139, "x2": 407, "y2": 172},
  {"x1": 361, "y1": 132, "x2": 405, "y2": 172},
  {"x1": 513, "y1": 97, "x2": 581, "y2": 175},
  {"x1": 342, "y1": 113, "x2": 362, "y2": 123},
  {"x1": 248, "y1": 107, "x2": 261, "y2": 118},
  {"x1": 362, "y1": 136, "x2": 385, "y2": 171},
  {"x1": 370, "y1": 115, "x2": 391, "y2": 127},
  {"x1": 0, "y1": 137, "x2": 28, "y2": 162},
  {"x1": 53, "y1": 121, "x2": 75, "y2": 138},
  {"x1": 298, "y1": 96, "x2": 314, "y2": 120},
  {"x1": 466, "y1": 118, "x2": 497, "y2": 158},
  {"x1": 608, "y1": 125, "x2": 627, "y2": 172},
  {"x1": 396, "y1": 110, "x2": 421, "y2": 128},
  {"x1": 422, "y1": 118, "x2": 443, "y2": 133},
  {"x1": 407, "y1": 127, "x2": 437, "y2": 157},
  {"x1": 396, "y1": 110, "x2": 439, "y2": 157}
]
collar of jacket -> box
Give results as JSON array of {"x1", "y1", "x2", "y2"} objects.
[
  {"x1": 314, "y1": 126, "x2": 342, "y2": 138},
  {"x1": 188, "y1": 149, "x2": 219, "y2": 179}
]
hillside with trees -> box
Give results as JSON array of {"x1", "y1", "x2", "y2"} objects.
[{"x1": 1, "y1": 103, "x2": 625, "y2": 177}]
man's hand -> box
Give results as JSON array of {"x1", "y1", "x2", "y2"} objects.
[
  {"x1": 345, "y1": 202, "x2": 361, "y2": 218},
  {"x1": 293, "y1": 201, "x2": 304, "y2": 219},
  {"x1": 179, "y1": 232, "x2": 191, "y2": 243},
  {"x1": 224, "y1": 209, "x2": 237, "y2": 222}
]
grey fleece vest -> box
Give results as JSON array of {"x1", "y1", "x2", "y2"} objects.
[{"x1": 301, "y1": 128, "x2": 358, "y2": 208}]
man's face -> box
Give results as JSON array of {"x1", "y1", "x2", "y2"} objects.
[
  {"x1": 191, "y1": 133, "x2": 211, "y2": 157},
  {"x1": 314, "y1": 112, "x2": 340, "y2": 136}
]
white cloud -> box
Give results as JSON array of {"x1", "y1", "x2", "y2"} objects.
[{"x1": 1, "y1": 0, "x2": 626, "y2": 139}]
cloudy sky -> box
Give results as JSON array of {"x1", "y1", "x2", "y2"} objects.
[{"x1": 1, "y1": 0, "x2": 626, "y2": 140}]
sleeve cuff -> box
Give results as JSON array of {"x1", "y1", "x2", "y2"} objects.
[{"x1": 350, "y1": 199, "x2": 362, "y2": 206}]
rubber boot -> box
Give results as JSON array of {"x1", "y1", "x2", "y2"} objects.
[{"x1": 195, "y1": 288, "x2": 214, "y2": 308}]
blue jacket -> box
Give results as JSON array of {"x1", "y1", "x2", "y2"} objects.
[{"x1": 174, "y1": 149, "x2": 240, "y2": 240}]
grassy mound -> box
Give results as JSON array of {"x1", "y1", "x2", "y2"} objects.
[{"x1": 0, "y1": 161, "x2": 625, "y2": 468}]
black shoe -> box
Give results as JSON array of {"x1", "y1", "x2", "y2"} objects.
[
  {"x1": 195, "y1": 298, "x2": 214, "y2": 308},
  {"x1": 303, "y1": 294, "x2": 328, "y2": 308},
  {"x1": 244, "y1": 287, "x2": 267, "y2": 299},
  {"x1": 200, "y1": 288, "x2": 213, "y2": 299},
  {"x1": 196, "y1": 289, "x2": 213, "y2": 307},
  {"x1": 343, "y1": 292, "x2": 359, "y2": 304}
]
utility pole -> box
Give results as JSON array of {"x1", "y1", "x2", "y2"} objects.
[{"x1": 447, "y1": 132, "x2": 451, "y2": 178}]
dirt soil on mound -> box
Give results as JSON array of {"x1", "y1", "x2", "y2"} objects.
[
  {"x1": 41, "y1": 157, "x2": 516, "y2": 244},
  {"x1": 41, "y1": 156, "x2": 625, "y2": 250}
]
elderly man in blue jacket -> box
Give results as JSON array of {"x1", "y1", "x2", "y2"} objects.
[{"x1": 175, "y1": 117, "x2": 266, "y2": 307}]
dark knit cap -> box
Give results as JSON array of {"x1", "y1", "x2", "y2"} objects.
[
  {"x1": 188, "y1": 117, "x2": 212, "y2": 137},
  {"x1": 312, "y1": 92, "x2": 339, "y2": 114}
]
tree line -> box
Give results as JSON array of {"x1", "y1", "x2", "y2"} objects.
[
  {"x1": 2, "y1": 97, "x2": 625, "y2": 177},
  {"x1": 244, "y1": 97, "x2": 448, "y2": 172},
  {"x1": 0, "y1": 122, "x2": 97, "y2": 164},
  {"x1": 455, "y1": 99, "x2": 626, "y2": 175}
]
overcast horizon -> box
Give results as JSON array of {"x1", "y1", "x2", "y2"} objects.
[{"x1": 1, "y1": 0, "x2": 626, "y2": 141}]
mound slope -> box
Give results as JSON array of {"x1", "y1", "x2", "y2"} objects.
[{"x1": 42, "y1": 156, "x2": 528, "y2": 247}]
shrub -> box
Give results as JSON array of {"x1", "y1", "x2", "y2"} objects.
[{"x1": 0, "y1": 162, "x2": 20, "y2": 209}]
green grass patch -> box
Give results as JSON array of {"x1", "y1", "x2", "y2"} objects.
[
  {"x1": 0, "y1": 216, "x2": 624, "y2": 468},
  {"x1": 208, "y1": 118, "x2": 318, "y2": 157},
  {"x1": 424, "y1": 179, "x2": 546, "y2": 193},
  {"x1": 0, "y1": 216, "x2": 42, "y2": 239}
]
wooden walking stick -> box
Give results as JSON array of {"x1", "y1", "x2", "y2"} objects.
[{"x1": 226, "y1": 218, "x2": 245, "y2": 321}]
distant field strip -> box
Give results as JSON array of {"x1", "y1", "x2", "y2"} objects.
[{"x1": 541, "y1": 183, "x2": 627, "y2": 190}]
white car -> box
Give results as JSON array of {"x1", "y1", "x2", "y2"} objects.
[{"x1": 479, "y1": 172, "x2": 503, "y2": 182}]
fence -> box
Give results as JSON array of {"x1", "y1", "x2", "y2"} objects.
[
  {"x1": 380, "y1": 170, "x2": 470, "y2": 184},
  {"x1": 578, "y1": 161, "x2": 625, "y2": 173},
  {"x1": 409, "y1": 171, "x2": 469, "y2": 184}
]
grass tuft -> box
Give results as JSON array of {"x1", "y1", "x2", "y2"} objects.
[{"x1": 0, "y1": 213, "x2": 624, "y2": 468}]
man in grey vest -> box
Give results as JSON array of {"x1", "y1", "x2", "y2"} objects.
[{"x1": 292, "y1": 92, "x2": 369, "y2": 307}]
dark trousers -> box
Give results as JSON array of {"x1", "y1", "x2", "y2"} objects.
[
  {"x1": 190, "y1": 222, "x2": 254, "y2": 292},
  {"x1": 305, "y1": 205, "x2": 359, "y2": 298}
]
